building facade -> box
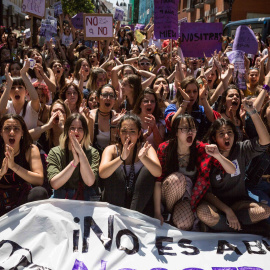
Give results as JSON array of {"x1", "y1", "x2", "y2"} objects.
[{"x1": 177, "y1": 0, "x2": 270, "y2": 26}]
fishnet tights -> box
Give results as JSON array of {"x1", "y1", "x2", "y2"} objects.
[
  {"x1": 197, "y1": 200, "x2": 270, "y2": 226},
  {"x1": 161, "y1": 172, "x2": 186, "y2": 212},
  {"x1": 231, "y1": 200, "x2": 270, "y2": 223},
  {"x1": 172, "y1": 200, "x2": 195, "y2": 230},
  {"x1": 196, "y1": 201, "x2": 220, "y2": 227}
]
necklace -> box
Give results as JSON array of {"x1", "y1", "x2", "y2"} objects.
[
  {"x1": 98, "y1": 109, "x2": 110, "y2": 117},
  {"x1": 177, "y1": 152, "x2": 189, "y2": 168},
  {"x1": 14, "y1": 149, "x2": 20, "y2": 156}
]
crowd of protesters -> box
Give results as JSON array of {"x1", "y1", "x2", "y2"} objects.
[{"x1": 0, "y1": 15, "x2": 270, "y2": 237}]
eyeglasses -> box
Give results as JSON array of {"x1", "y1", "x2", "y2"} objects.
[
  {"x1": 139, "y1": 62, "x2": 150, "y2": 66},
  {"x1": 142, "y1": 99, "x2": 156, "y2": 104},
  {"x1": 101, "y1": 93, "x2": 116, "y2": 99},
  {"x1": 178, "y1": 128, "x2": 197, "y2": 133}
]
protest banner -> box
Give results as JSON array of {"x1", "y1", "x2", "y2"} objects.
[
  {"x1": 178, "y1": 17, "x2": 188, "y2": 36},
  {"x1": 0, "y1": 199, "x2": 269, "y2": 270},
  {"x1": 54, "y1": 1, "x2": 63, "y2": 17},
  {"x1": 134, "y1": 30, "x2": 145, "y2": 44},
  {"x1": 40, "y1": 19, "x2": 57, "y2": 41},
  {"x1": 114, "y1": 6, "x2": 125, "y2": 21},
  {"x1": 21, "y1": 0, "x2": 46, "y2": 18},
  {"x1": 72, "y1": 13, "x2": 84, "y2": 30},
  {"x1": 233, "y1": 25, "x2": 258, "y2": 55},
  {"x1": 154, "y1": 0, "x2": 178, "y2": 40},
  {"x1": 84, "y1": 13, "x2": 113, "y2": 40},
  {"x1": 180, "y1": 22, "x2": 223, "y2": 57},
  {"x1": 227, "y1": 50, "x2": 247, "y2": 90}
]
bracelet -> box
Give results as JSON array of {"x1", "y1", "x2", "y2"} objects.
[
  {"x1": 262, "y1": 84, "x2": 270, "y2": 93},
  {"x1": 71, "y1": 162, "x2": 77, "y2": 168},
  {"x1": 120, "y1": 155, "x2": 125, "y2": 162},
  {"x1": 248, "y1": 108, "x2": 257, "y2": 115},
  {"x1": 15, "y1": 165, "x2": 20, "y2": 174}
]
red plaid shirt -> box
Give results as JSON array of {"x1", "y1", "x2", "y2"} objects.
[{"x1": 157, "y1": 140, "x2": 225, "y2": 211}]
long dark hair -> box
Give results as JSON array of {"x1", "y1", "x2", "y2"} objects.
[
  {"x1": 117, "y1": 113, "x2": 144, "y2": 146},
  {"x1": 0, "y1": 114, "x2": 33, "y2": 156},
  {"x1": 166, "y1": 114, "x2": 197, "y2": 175},
  {"x1": 261, "y1": 100, "x2": 270, "y2": 133},
  {"x1": 60, "y1": 113, "x2": 91, "y2": 165},
  {"x1": 218, "y1": 84, "x2": 243, "y2": 129},
  {"x1": 27, "y1": 49, "x2": 50, "y2": 79},
  {"x1": 132, "y1": 88, "x2": 163, "y2": 123},
  {"x1": 203, "y1": 118, "x2": 238, "y2": 151}
]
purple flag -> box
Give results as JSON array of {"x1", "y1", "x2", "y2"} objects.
[
  {"x1": 233, "y1": 25, "x2": 258, "y2": 55},
  {"x1": 72, "y1": 13, "x2": 83, "y2": 29},
  {"x1": 154, "y1": 0, "x2": 178, "y2": 40},
  {"x1": 180, "y1": 22, "x2": 223, "y2": 57}
]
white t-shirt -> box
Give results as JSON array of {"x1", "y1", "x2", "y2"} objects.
[{"x1": 7, "y1": 100, "x2": 38, "y2": 130}]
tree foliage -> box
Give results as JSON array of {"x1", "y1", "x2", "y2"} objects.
[{"x1": 61, "y1": 0, "x2": 95, "y2": 16}]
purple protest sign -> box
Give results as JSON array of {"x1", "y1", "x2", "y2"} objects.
[
  {"x1": 154, "y1": 0, "x2": 178, "y2": 40},
  {"x1": 180, "y1": 22, "x2": 222, "y2": 57},
  {"x1": 135, "y1": 24, "x2": 145, "y2": 30},
  {"x1": 233, "y1": 25, "x2": 258, "y2": 55},
  {"x1": 72, "y1": 13, "x2": 83, "y2": 29}
]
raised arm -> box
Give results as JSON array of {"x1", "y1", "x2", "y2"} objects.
[{"x1": 0, "y1": 64, "x2": 11, "y2": 116}]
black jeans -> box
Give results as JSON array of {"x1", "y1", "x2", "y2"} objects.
[{"x1": 101, "y1": 166, "x2": 155, "y2": 214}]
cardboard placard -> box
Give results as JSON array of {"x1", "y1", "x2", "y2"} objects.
[
  {"x1": 21, "y1": 0, "x2": 46, "y2": 19},
  {"x1": 72, "y1": 13, "x2": 84, "y2": 30},
  {"x1": 114, "y1": 7, "x2": 125, "y2": 21},
  {"x1": 84, "y1": 13, "x2": 113, "y2": 40}
]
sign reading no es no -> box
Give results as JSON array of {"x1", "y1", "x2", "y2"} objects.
[{"x1": 84, "y1": 13, "x2": 113, "y2": 40}]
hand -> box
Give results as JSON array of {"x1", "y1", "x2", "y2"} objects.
[
  {"x1": 71, "y1": 141, "x2": 80, "y2": 166},
  {"x1": 5, "y1": 64, "x2": 13, "y2": 87},
  {"x1": 5, "y1": 144, "x2": 15, "y2": 170},
  {"x1": 35, "y1": 63, "x2": 45, "y2": 77},
  {"x1": 199, "y1": 78, "x2": 208, "y2": 101},
  {"x1": 144, "y1": 114, "x2": 156, "y2": 130},
  {"x1": 242, "y1": 98, "x2": 255, "y2": 113},
  {"x1": 143, "y1": 126, "x2": 152, "y2": 138},
  {"x1": 205, "y1": 144, "x2": 221, "y2": 159},
  {"x1": 154, "y1": 212, "x2": 164, "y2": 226},
  {"x1": 111, "y1": 109, "x2": 126, "y2": 125},
  {"x1": 69, "y1": 131, "x2": 84, "y2": 158},
  {"x1": 79, "y1": 99, "x2": 87, "y2": 114},
  {"x1": 47, "y1": 111, "x2": 60, "y2": 128},
  {"x1": 21, "y1": 56, "x2": 30, "y2": 74},
  {"x1": 225, "y1": 208, "x2": 241, "y2": 231},
  {"x1": 177, "y1": 82, "x2": 190, "y2": 102},
  {"x1": 0, "y1": 157, "x2": 8, "y2": 178},
  {"x1": 121, "y1": 137, "x2": 134, "y2": 161},
  {"x1": 162, "y1": 85, "x2": 169, "y2": 100},
  {"x1": 64, "y1": 99, "x2": 70, "y2": 111},
  {"x1": 138, "y1": 141, "x2": 151, "y2": 160}
]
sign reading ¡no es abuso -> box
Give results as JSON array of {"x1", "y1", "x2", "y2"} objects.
[
  {"x1": 21, "y1": 0, "x2": 46, "y2": 18},
  {"x1": 0, "y1": 200, "x2": 270, "y2": 270},
  {"x1": 84, "y1": 13, "x2": 113, "y2": 41}
]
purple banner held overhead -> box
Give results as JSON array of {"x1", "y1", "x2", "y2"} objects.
[
  {"x1": 71, "y1": 13, "x2": 83, "y2": 29},
  {"x1": 135, "y1": 24, "x2": 145, "y2": 30},
  {"x1": 233, "y1": 25, "x2": 258, "y2": 55},
  {"x1": 180, "y1": 22, "x2": 223, "y2": 57},
  {"x1": 154, "y1": 0, "x2": 178, "y2": 40}
]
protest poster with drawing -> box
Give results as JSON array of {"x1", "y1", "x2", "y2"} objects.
[
  {"x1": 84, "y1": 14, "x2": 113, "y2": 40},
  {"x1": 227, "y1": 50, "x2": 247, "y2": 90},
  {"x1": 54, "y1": 1, "x2": 63, "y2": 17},
  {"x1": 114, "y1": 7, "x2": 125, "y2": 21}
]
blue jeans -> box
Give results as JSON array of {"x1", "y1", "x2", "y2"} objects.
[{"x1": 51, "y1": 186, "x2": 100, "y2": 201}]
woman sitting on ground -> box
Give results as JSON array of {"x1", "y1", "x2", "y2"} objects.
[{"x1": 0, "y1": 114, "x2": 48, "y2": 216}]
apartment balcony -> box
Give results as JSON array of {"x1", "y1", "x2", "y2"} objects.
[
  {"x1": 186, "y1": 7, "x2": 195, "y2": 12},
  {"x1": 195, "y1": 0, "x2": 204, "y2": 9},
  {"x1": 204, "y1": 0, "x2": 215, "y2": 4}
]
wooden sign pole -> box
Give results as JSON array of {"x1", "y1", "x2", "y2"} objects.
[{"x1": 30, "y1": 16, "x2": 33, "y2": 47}]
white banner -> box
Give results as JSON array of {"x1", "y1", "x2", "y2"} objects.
[{"x1": 0, "y1": 199, "x2": 269, "y2": 270}]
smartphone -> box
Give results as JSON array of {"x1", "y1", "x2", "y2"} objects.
[{"x1": 196, "y1": 77, "x2": 203, "y2": 87}]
